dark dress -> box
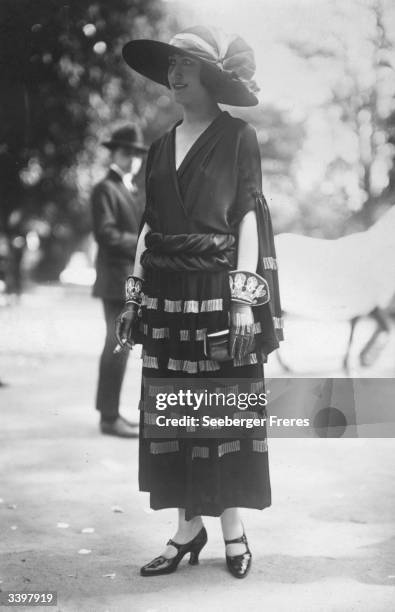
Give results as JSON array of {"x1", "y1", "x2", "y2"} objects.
[{"x1": 137, "y1": 110, "x2": 282, "y2": 520}]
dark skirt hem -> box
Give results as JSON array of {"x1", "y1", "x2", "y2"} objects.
[{"x1": 139, "y1": 487, "x2": 271, "y2": 520}]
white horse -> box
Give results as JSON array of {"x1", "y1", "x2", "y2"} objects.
[{"x1": 274, "y1": 205, "x2": 395, "y2": 370}]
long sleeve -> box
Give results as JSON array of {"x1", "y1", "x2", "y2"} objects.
[
  {"x1": 91, "y1": 183, "x2": 137, "y2": 256},
  {"x1": 232, "y1": 122, "x2": 284, "y2": 347},
  {"x1": 138, "y1": 141, "x2": 157, "y2": 233},
  {"x1": 230, "y1": 123, "x2": 263, "y2": 227}
]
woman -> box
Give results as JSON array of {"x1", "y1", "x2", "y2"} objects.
[{"x1": 116, "y1": 25, "x2": 283, "y2": 578}]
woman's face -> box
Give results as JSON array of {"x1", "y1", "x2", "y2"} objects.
[{"x1": 167, "y1": 53, "x2": 208, "y2": 105}]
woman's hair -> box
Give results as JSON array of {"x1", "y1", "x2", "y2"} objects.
[
  {"x1": 165, "y1": 55, "x2": 221, "y2": 100},
  {"x1": 199, "y1": 62, "x2": 221, "y2": 100}
]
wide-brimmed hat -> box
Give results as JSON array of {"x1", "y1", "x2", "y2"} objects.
[
  {"x1": 102, "y1": 123, "x2": 148, "y2": 153},
  {"x1": 122, "y1": 25, "x2": 260, "y2": 107}
]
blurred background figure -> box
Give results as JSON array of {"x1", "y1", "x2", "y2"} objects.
[
  {"x1": 91, "y1": 124, "x2": 147, "y2": 437},
  {"x1": 275, "y1": 204, "x2": 395, "y2": 372},
  {"x1": 0, "y1": 228, "x2": 12, "y2": 303},
  {"x1": 6, "y1": 208, "x2": 27, "y2": 297}
]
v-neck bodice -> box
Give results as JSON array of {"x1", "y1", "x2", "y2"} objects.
[
  {"x1": 172, "y1": 111, "x2": 226, "y2": 175},
  {"x1": 143, "y1": 111, "x2": 264, "y2": 235}
]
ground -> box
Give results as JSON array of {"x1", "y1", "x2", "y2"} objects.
[{"x1": 0, "y1": 284, "x2": 394, "y2": 611}]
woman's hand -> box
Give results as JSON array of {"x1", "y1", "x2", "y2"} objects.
[
  {"x1": 229, "y1": 303, "x2": 255, "y2": 360},
  {"x1": 115, "y1": 303, "x2": 138, "y2": 350}
]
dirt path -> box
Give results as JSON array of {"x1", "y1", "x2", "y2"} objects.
[{"x1": 1, "y1": 285, "x2": 394, "y2": 611}]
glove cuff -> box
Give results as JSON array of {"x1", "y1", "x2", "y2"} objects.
[
  {"x1": 125, "y1": 275, "x2": 144, "y2": 306},
  {"x1": 229, "y1": 270, "x2": 270, "y2": 306}
]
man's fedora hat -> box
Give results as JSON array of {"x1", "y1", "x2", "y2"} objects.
[
  {"x1": 102, "y1": 123, "x2": 148, "y2": 153},
  {"x1": 122, "y1": 25, "x2": 260, "y2": 107}
]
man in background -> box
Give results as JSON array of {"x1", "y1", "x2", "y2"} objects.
[{"x1": 91, "y1": 124, "x2": 147, "y2": 437}]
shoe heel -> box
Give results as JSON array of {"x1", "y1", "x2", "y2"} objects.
[
  {"x1": 189, "y1": 550, "x2": 200, "y2": 565},
  {"x1": 188, "y1": 535, "x2": 207, "y2": 565}
]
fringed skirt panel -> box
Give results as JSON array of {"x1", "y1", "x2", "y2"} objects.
[{"x1": 137, "y1": 269, "x2": 271, "y2": 520}]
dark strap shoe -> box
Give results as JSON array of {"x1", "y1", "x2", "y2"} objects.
[
  {"x1": 224, "y1": 532, "x2": 252, "y2": 579},
  {"x1": 100, "y1": 417, "x2": 138, "y2": 438},
  {"x1": 140, "y1": 526, "x2": 208, "y2": 577}
]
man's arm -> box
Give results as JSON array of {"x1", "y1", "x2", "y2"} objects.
[{"x1": 91, "y1": 184, "x2": 138, "y2": 256}]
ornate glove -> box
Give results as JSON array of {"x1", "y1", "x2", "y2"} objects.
[
  {"x1": 115, "y1": 276, "x2": 144, "y2": 350},
  {"x1": 229, "y1": 303, "x2": 255, "y2": 360}
]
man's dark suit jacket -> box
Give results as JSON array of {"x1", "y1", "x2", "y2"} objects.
[{"x1": 91, "y1": 168, "x2": 142, "y2": 300}]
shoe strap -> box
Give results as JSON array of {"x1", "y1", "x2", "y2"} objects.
[
  {"x1": 224, "y1": 533, "x2": 247, "y2": 546},
  {"x1": 166, "y1": 538, "x2": 182, "y2": 551}
]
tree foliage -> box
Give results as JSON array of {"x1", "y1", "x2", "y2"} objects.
[
  {"x1": 287, "y1": 0, "x2": 395, "y2": 228},
  {"x1": 0, "y1": 0, "x2": 180, "y2": 277}
]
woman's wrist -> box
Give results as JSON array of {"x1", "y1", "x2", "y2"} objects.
[{"x1": 230, "y1": 302, "x2": 252, "y2": 313}]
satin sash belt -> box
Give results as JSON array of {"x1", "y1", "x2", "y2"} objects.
[{"x1": 141, "y1": 232, "x2": 236, "y2": 272}]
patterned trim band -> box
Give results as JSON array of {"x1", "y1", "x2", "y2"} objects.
[
  {"x1": 218, "y1": 440, "x2": 241, "y2": 457},
  {"x1": 229, "y1": 270, "x2": 270, "y2": 306},
  {"x1": 150, "y1": 441, "x2": 179, "y2": 454},
  {"x1": 252, "y1": 439, "x2": 268, "y2": 453},
  {"x1": 262, "y1": 256, "x2": 277, "y2": 270},
  {"x1": 192, "y1": 446, "x2": 210, "y2": 459}
]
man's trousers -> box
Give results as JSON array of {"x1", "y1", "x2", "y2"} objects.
[{"x1": 96, "y1": 299, "x2": 129, "y2": 422}]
